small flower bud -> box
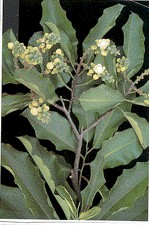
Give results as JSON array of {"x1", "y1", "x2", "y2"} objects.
[
  {"x1": 38, "y1": 98, "x2": 44, "y2": 104},
  {"x1": 30, "y1": 107, "x2": 38, "y2": 116},
  {"x1": 8, "y1": 42, "x2": 14, "y2": 49},
  {"x1": 56, "y1": 49, "x2": 62, "y2": 54},
  {"x1": 93, "y1": 64, "x2": 105, "y2": 74},
  {"x1": 32, "y1": 101, "x2": 38, "y2": 107},
  {"x1": 47, "y1": 62, "x2": 54, "y2": 70}
]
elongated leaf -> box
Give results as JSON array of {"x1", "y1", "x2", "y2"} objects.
[
  {"x1": 93, "y1": 108, "x2": 125, "y2": 149},
  {"x1": 40, "y1": 0, "x2": 78, "y2": 62},
  {"x1": 98, "y1": 185, "x2": 109, "y2": 203},
  {"x1": 140, "y1": 81, "x2": 149, "y2": 93},
  {"x1": 1, "y1": 143, "x2": 55, "y2": 219},
  {"x1": 56, "y1": 185, "x2": 77, "y2": 217},
  {"x1": 122, "y1": 112, "x2": 149, "y2": 149},
  {"x1": 122, "y1": 13, "x2": 145, "y2": 78},
  {"x1": 72, "y1": 101, "x2": 98, "y2": 143},
  {"x1": 99, "y1": 128, "x2": 143, "y2": 169},
  {"x1": 83, "y1": 4, "x2": 124, "y2": 50},
  {"x1": 18, "y1": 136, "x2": 73, "y2": 192},
  {"x1": 127, "y1": 97, "x2": 149, "y2": 107},
  {"x1": 79, "y1": 84, "x2": 124, "y2": 114},
  {"x1": 2, "y1": 29, "x2": 16, "y2": 75},
  {"x1": 22, "y1": 109, "x2": 77, "y2": 151},
  {"x1": 79, "y1": 207, "x2": 101, "y2": 220},
  {"x1": 18, "y1": 136, "x2": 72, "y2": 220},
  {"x1": 0, "y1": 185, "x2": 33, "y2": 219},
  {"x1": 109, "y1": 190, "x2": 148, "y2": 221},
  {"x1": 81, "y1": 156, "x2": 105, "y2": 211},
  {"x1": 2, "y1": 93, "x2": 31, "y2": 116},
  {"x1": 92, "y1": 162, "x2": 148, "y2": 220},
  {"x1": 15, "y1": 68, "x2": 58, "y2": 103},
  {"x1": 2, "y1": 67, "x2": 19, "y2": 85}
]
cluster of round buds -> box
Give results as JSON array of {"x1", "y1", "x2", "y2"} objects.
[
  {"x1": 36, "y1": 32, "x2": 60, "y2": 53},
  {"x1": 87, "y1": 62, "x2": 114, "y2": 83},
  {"x1": 8, "y1": 41, "x2": 26, "y2": 58},
  {"x1": 91, "y1": 39, "x2": 110, "y2": 56},
  {"x1": 29, "y1": 98, "x2": 50, "y2": 123},
  {"x1": 24, "y1": 46, "x2": 43, "y2": 65},
  {"x1": 107, "y1": 45, "x2": 120, "y2": 56},
  {"x1": 45, "y1": 49, "x2": 69, "y2": 75},
  {"x1": 116, "y1": 56, "x2": 130, "y2": 73}
]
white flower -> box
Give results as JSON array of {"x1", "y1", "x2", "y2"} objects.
[
  {"x1": 96, "y1": 39, "x2": 110, "y2": 50},
  {"x1": 93, "y1": 64, "x2": 105, "y2": 74}
]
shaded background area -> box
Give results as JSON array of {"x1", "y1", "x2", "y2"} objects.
[{"x1": 2, "y1": 0, "x2": 149, "y2": 212}]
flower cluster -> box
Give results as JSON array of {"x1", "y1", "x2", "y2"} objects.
[
  {"x1": 90, "y1": 39, "x2": 120, "y2": 56},
  {"x1": 29, "y1": 98, "x2": 50, "y2": 123},
  {"x1": 45, "y1": 49, "x2": 69, "y2": 75},
  {"x1": 8, "y1": 42, "x2": 43, "y2": 66},
  {"x1": 116, "y1": 56, "x2": 130, "y2": 73},
  {"x1": 36, "y1": 32, "x2": 60, "y2": 53},
  {"x1": 87, "y1": 63, "x2": 114, "y2": 83},
  {"x1": 8, "y1": 41, "x2": 26, "y2": 58}
]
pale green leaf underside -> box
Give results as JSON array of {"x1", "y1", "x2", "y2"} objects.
[
  {"x1": 123, "y1": 112, "x2": 149, "y2": 149},
  {"x1": 22, "y1": 109, "x2": 77, "y2": 151},
  {"x1": 79, "y1": 207, "x2": 101, "y2": 220},
  {"x1": 122, "y1": 13, "x2": 145, "y2": 78},
  {"x1": 93, "y1": 162, "x2": 148, "y2": 220},
  {"x1": 1, "y1": 143, "x2": 55, "y2": 219}
]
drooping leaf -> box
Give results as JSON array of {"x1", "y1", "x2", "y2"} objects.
[
  {"x1": 81, "y1": 156, "x2": 105, "y2": 212},
  {"x1": 15, "y1": 68, "x2": 58, "y2": 103},
  {"x1": 2, "y1": 93, "x2": 31, "y2": 117},
  {"x1": 56, "y1": 185, "x2": 77, "y2": 218},
  {"x1": 0, "y1": 185, "x2": 33, "y2": 219},
  {"x1": 40, "y1": 0, "x2": 78, "y2": 62},
  {"x1": 79, "y1": 84, "x2": 124, "y2": 114},
  {"x1": 92, "y1": 162, "x2": 148, "y2": 220},
  {"x1": 122, "y1": 112, "x2": 149, "y2": 149},
  {"x1": 109, "y1": 190, "x2": 148, "y2": 221},
  {"x1": 99, "y1": 128, "x2": 143, "y2": 169},
  {"x1": 122, "y1": 13, "x2": 145, "y2": 78},
  {"x1": 2, "y1": 67, "x2": 19, "y2": 85},
  {"x1": 1, "y1": 143, "x2": 56, "y2": 219},
  {"x1": 79, "y1": 207, "x2": 101, "y2": 220},
  {"x1": 18, "y1": 136, "x2": 73, "y2": 220},
  {"x1": 93, "y1": 108, "x2": 125, "y2": 149},
  {"x1": 83, "y1": 4, "x2": 124, "y2": 50},
  {"x1": 22, "y1": 109, "x2": 77, "y2": 152},
  {"x1": 72, "y1": 101, "x2": 98, "y2": 143}
]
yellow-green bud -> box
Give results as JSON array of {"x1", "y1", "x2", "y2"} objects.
[
  {"x1": 37, "y1": 107, "x2": 42, "y2": 113},
  {"x1": 54, "y1": 58, "x2": 60, "y2": 63},
  {"x1": 144, "y1": 100, "x2": 149, "y2": 105},
  {"x1": 43, "y1": 104, "x2": 49, "y2": 112},
  {"x1": 38, "y1": 98, "x2": 44, "y2": 104},
  {"x1": 32, "y1": 101, "x2": 38, "y2": 107},
  {"x1": 120, "y1": 67, "x2": 126, "y2": 72},
  {"x1": 56, "y1": 49, "x2": 62, "y2": 54},
  {"x1": 101, "y1": 50, "x2": 107, "y2": 56},
  {"x1": 47, "y1": 62, "x2": 54, "y2": 70},
  {"x1": 30, "y1": 107, "x2": 38, "y2": 116},
  {"x1": 29, "y1": 103, "x2": 33, "y2": 109},
  {"x1": 93, "y1": 74, "x2": 100, "y2": 80},
  {"x1": 8, "y1": 42, "x2": 14, "y2": 49},
  {"x1": 46, "y1": 44, "x2": 52, "y2": 49}
]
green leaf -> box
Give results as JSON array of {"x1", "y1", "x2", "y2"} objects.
[
  {"x1": 98, "y1": 185, "x2": 109, "y2": 202},
  {"x1": 18, "y1": 136, "x2": 72, "y2": 220},
  {"x1": 2, "y1": 67, "x2": 19, "y2": 85},
  {"x1": 122, "y1": 112, "x2": 149, "y2": 149},
  {"x1": 92, "y1": 162, "x2": 148, "y2": 220},
  {"x1": 22, "y1": 109, "x2": 77, "y2": 151},
  {"x1": 122, "y1": 13, "x2": 145, "y2": 78},
  {"x1": 79, "y1": 207, "x2": 101, "y2": 220},
  {"x1": 2, "y1": 93, "x2": 31, "y2": 116},
  {"x1": 93, "y1": 108, "x2": 125, "y2": 149},
  {"x1": 79, "y1": 84, "x2": 124, "y2": 114},
  {"x1": 0, "y1": 185, "x2": 34, "y2": 219},
  {"x1": 1, "y1": 143, "x2": 55, "y2": 219},
  {"x1": 83, "y1": 4, "x2": 124, "y2": 50},
  {"x1": 15, "y1": 68, "x2": 58, "y2": 103},
  {"x1": 2, "y1": 29, "x2": 16, "y2": 75},
  {"x1": 44, "y1": 21, "x2": 75, "y2": 66},
  {"x1": 56, "y1": 185, "x2": 77, "y2": 217},
  {"x1": 40, "y1": 0, "x2": 78, "y2": 62},
  {"x1": 140, "y1": 81, "x2": 149, "y2": 93},
  {"x1": 109, "y1": 190, "x2": 148, "y2": 221},
  {"x1": 72, "y1": 101, "x2": 98, "y2": 143},
  {"x1": 81, "y1": 156, "x2": 105, "y2": 211},
  {"x1": 28, "y1": 31, "x2": 43, "y2": 47},
  {"x1": 127, "y1": 96, "x2": 149, "y2": 107},
  {"x1": 18, "y1": 136, "x2": 72, "y2": 190},
  {"x1": 99, "y1": 128, "x2": 143, "y2": 169}
]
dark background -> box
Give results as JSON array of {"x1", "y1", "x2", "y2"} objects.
[{"x1": 2, "y1": 0, "x2": 149, "y2": 214}]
